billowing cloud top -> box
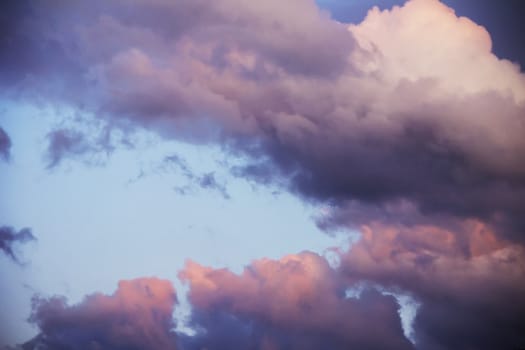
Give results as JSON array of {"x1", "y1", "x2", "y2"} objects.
[{"x1": 180, "y1": 252, "x2": 413, "y2": 350}]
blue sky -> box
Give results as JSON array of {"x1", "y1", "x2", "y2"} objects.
[{"x1": 0, "y1": 100, "x2": 352, "y2": 344}]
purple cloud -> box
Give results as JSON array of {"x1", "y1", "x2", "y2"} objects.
[
  {"x1": 25, "y1": 278, "x2": 178, "y2": 350},
  {"x1": 179, "y1": 252, "x2": 413, "y2": 350},
  {"x1": 0, "y1": 127, "x2": 12, "y2": 162},
  {"x1": 0, "y1": 226, "x2": 35, "y2": 264},
  {"x1": 3, "y1": 0, "x2": 524, "y2": 240}
]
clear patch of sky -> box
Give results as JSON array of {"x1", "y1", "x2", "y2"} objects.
[{"x1": 0, "y1": 100, "x2": 354, "y2": 345}]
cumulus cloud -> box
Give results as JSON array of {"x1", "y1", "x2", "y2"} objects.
[
  {"x1": 45, "y1": 129, "x2": 92, "y2": 168},
  {"x1": 20, "y1": 238, "x2": 525, "y2": 350},
  {"x1": 0, "y1": 226, "x2": 35, "y2": 264},
  {"x1": 22, "y1": 257, "x2": 415, "y2": 350},
  {"x1": 25, "y1": 278, "x2": 178, "y2": 350},
  {"x1": 338, "y1": 220, "x2": 525, "y2": 350},
  {"x1": 177, "y1": 228, "x2": 525, "y2": 350},
  {"x1": 0, "y1": 127, "x2": 11, "y2": 161},
  {"x1": 179, "y1": 252, "x2": 413, "y2": 350},
  {"x1": 3, "y1": 0, "x2": 524, "y2": 239}
]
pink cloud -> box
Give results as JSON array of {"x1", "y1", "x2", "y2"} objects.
[
  {"x1": 27, "y1": 278, "x2": 178, "y2": 349},
  {"x1": 339, "y1": 218, "x2": 525, "y2": 349},
  {"x1": 180, "y1": 252, "x2": 413, "y2": 350}
]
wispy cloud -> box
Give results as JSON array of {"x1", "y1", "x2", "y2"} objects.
[
  {"x1": 0, "y1": 127, "x2": 12, "y2": 162},
  {"x1": 0, "y1": 226, "x2": 36, "y2": 265}
]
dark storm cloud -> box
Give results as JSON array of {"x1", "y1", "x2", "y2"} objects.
[
  {"x1": 25, "y1": 278, "x2": 178, "y2": 350},
  {"x1": 0, "y1": 226, "x2": 35, "y2": 264},
  {"x1": 0, "y1": 127, "x2": 11, "y2": 161}
]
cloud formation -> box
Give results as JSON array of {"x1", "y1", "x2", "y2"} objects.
[
  {"x1": 25, "y1": 278, "x2": 178, "y2": 350},
  {"x1": 179, "y1": 252, "x2": 413, "y2": 350},
  {"x1": 162, "y1": 155, "x2": 230, "y2": 198},
  {"x1": 0, "y1": 226, "x2": 35, "y2": 264},
  {"x1": 24, "y1": 255, "x2": 412, "y2": 350},
  {"x1": 20, "y1": 235, "x2": 525, "y2": 350},
  {"x1": 180, "y1": 221, "x2": 524, "y2": 350},
  {"x1": 3, "y1": 0, "x2": 524, "y2": 239},
  {"x1": 2, "y1": 0, "x2": 525, "y2": 349},
  {"x1": 45, "y1": 129, "x2": 93, "y2": 168},
  {"x1": 339, "y1": 219, "x2": 525, "y2": 349},
  {"x1": 0, "y1": 127, "x2": 11, "y2": 162}
]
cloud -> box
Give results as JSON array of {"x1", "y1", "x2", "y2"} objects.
[
  {"x1": 179, "y1": 252, "x2": 413, "y2": 350},
  {"x1": 0, "y1": 127, "x2": 11, "y2": 162},
  {"x1": 3, "y1": 0, "x2": 524, "y2": 240},
  {"x1": 23, "y1": 256, "x2": 413, "y2": 350},
  {"x1": 177, "y1": 228, "x2": 525, "y2": 350},
  {"x1": 25, "y1": 278, "x2": 178, "y2": 350},
  {"x1": 338, "y1": 219, "x2": 525, "y2": 350},
  {"x1": 45, "y1": 129, "x2": 92, "y2": 168},
  {"x1": 0, "y1": 226, "x2": 35, "y2": 264},
  {"x1": 2, "y1": 1, "x2": 525, "y2": 348},
  {"x1": 160, "y1": 155, "x2": 230, "y2": 198},
  {"x1": 44, "y1": 126, "x2": 119, "y2": 168},
  {"x1": 196, "y1": 172, "x2": 230, "y2": 199}
]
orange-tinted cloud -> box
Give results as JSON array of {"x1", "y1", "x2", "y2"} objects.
[
  {"x1": 339, "y1": 219, "x2": 525, "y2": 349},
  {"x1": 180, "y1": 252, "x2": 413, "y2": 350},
  {"x1": 27, "y1": 278, "x2": 178, "y2": 349}
]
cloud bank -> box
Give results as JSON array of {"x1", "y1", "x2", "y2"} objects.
[
  {"x1": 4, "y1": 0, "x2": 525, "y2": 239},
  {"x1": 2, "y1": 0, "x2": 525, "y2": 349},
  {"x1": 21, "y1": 235, "x2": 525, "y2": 349}
]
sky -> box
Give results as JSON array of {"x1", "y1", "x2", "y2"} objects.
[{"x1": 0, "y1": 0, "x2": 524, "y2": 349}]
